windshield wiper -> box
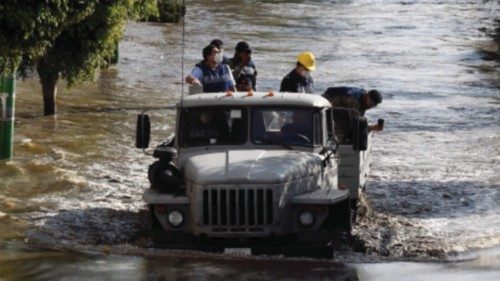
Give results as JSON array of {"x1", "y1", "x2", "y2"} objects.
[{"x1": 254, "y1": 137, "x2": 293, "y2": 150}]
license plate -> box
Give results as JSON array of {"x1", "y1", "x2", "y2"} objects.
[{"x1": 223, "y1": 248, "x2": 252, "y2": 256}]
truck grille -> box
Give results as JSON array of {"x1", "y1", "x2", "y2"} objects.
[{"x1": 202, "y1": 188, "x2": 274, "y2": 229}]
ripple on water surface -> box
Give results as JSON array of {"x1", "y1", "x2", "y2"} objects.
[{"x1": 0, "y1": 0, "x2": 498, "y2": 271}]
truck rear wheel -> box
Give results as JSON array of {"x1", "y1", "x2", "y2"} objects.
[{"x1": 350, "y1": 198, "x2": 358, "y2": 224}]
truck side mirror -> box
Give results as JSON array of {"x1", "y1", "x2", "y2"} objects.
[
  {"x1": 353, "y1": 116, "x2": 368, "y2": 151},
  {"x1": 321, "y1": 137, "x2": 339, "y2": 167},
  {"x1": 325, "y1": 138, "x2": 339, "y2": 153},
  {"x1": 136, "y1": 113, "x2": 150, "y2": 149}
]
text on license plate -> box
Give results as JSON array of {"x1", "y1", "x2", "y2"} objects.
[{"x1": 223, "y1": 248, "x2": 252, "y2": 256}]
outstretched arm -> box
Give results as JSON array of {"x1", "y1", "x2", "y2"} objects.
[
  {"x1": 186, "y1": 67, "x2": 203, "y2": 85},
  {"x1": 185, "y1": 75, "x2": 201, "y2": 85},
  {"x1": 369, "y1": 124, "x2": 383, "y2": 131}
]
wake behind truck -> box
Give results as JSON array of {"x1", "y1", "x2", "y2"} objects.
[{"x1": 135, "y1": 91, "x2": 371, "y2": 257}]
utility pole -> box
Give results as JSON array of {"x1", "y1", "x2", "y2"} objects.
[
  {"x1": 110, "y1": 44, "x2": 119, "y2": 64},
  {"x1": 0, "y1": 74, "x2": 15, "y2": 160}
]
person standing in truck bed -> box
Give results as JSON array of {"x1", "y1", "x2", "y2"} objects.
[
  {"x1": 322, "y1": 86, "x2": 383, "y2": 143},
  {"x1": 228, "y1": 41, "x2": 258, "y2": 91},
  {"x1": 185, "y1": 45, "x2": 236, "y2": 93},
  {"x1": 280, "y1": 51, "x2": 316, "y2": 94}
]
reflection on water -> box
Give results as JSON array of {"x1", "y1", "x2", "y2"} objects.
[
  {"x1": 1, "y1": 242, "x2": 499, "y2": 280},
  {"x1": 0, "y1": 241, "x2": 360, "y2": 281},
  {"x1": 0, "y1": 0, "x2": 499, "y2": 279}
]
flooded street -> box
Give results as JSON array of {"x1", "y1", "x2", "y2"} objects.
[{"x1": 0, "y1": 0, "x2": 499, "y2": 279}]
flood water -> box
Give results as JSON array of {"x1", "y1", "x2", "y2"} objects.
[{"x1": 1, "y1": 0, "x2": 499, "y2": 280}]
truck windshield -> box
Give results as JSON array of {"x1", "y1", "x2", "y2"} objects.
[
  {"x1": 180, "y1": 107, "x2": 247, "y2": 147},
  {"x1": 251, "y1": 108, "x2": 313, "y2": 147}
]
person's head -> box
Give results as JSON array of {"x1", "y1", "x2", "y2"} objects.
[
  {"x1": 210, "y1": 39, "x2": 224, "y2": 54},
  {"x1": 202, "y1": 45, "x2": 222, "y2": 65},
  {"x1": 292, "y1": 110, "x2": 310, "y2": 125},
  {"x1": 235, "y1": 41, "x2": 252, "y2": 62},
  {"x1": 199, "y1": 110, "x2": 214, "y2": 124},
  {"x1": 236, "y1": 75, "x2": 253, "y2": 92},
  {"x1": 362, "y1": 89, "x2": 383, "y2": 110},
  {"x1": 295, "y1": 51, "x2": 316, "y2": 78}
]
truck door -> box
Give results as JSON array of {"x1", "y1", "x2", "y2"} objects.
[{"x1": 319, "y1": 109, "x2": 338, "y2": 188}]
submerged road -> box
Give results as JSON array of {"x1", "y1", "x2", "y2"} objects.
[{"x1": 0, "y1": 0, "x2": 499, "y2": 279}]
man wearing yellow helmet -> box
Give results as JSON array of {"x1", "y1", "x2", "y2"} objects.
[{"x1": 280, "y1": 51, "x2": 316, "y2": 94}]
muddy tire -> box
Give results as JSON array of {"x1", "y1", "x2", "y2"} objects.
[
  {"x1": 149, "y1": 205, "x2": 165, "y2": 245},
  {"x1": 350, "y1": 198, "x2": 358, "y2": 224},
  {"x1": 149, "y1": 205, "x2": 162, "y2": 229},
  {"x1": 330, "y1": 199, "x2": 352, "y2": 237}
]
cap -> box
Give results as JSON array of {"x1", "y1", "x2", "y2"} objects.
[
  {"x1": 368, "y1": 89, "x2": 382, "y2": 104},
  {"x1": 297, "y1": 51, "x2": 316, "y2": 71},
  {"x1": 235, "y1": 41, "x2": 251, "y2": 53},
  {"x1": 210, "y1": 39, "x2": 223, "y2": 49}
]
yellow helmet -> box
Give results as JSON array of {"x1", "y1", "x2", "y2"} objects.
[{"x1": 297, "y1": 51, "x2": 316, "y2": 71}]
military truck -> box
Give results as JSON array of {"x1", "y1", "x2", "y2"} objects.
[
  {"x1": 136, "y1": 91, "x2": 369, "y2": 257},
  {"x1": 332, "y1": 107, "x2": 373, "y2": 222}
]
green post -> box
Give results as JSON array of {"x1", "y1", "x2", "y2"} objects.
[
  {"x1": 0, "y1": 74, "x2": 15, "y2": 160},
  {"x1": 111, "y1": 44, "x2": 119, "y2": 64}
]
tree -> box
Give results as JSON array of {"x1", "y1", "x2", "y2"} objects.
[
  {"x1": 157, "y1": 0, "x2": 184, "y2": 23},
  {"x1": 0, "y1": 1, "x2": 98, "y2": 75},
  {"x1": 36, "y1": 0, "x2": 132, "y2": 115},
  {"x1": 1, "y1": 0, "x2": 184, "y2": 116},
  {"x1": 130, "y1": 0, "x2": 185, "y2": 23}
]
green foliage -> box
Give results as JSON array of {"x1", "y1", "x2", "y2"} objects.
[
  {"x1": 1, "y1": 0, "x2": 184, "y2": 85},
  {"x1": 129, "y1": 0, "x2": 184, "y2": 23},
  {"x1": 37, "y1": 0, "x2": 132, "y2": 86},
  {"x1": 129, "y1": 0, "x2": 159, "y2": 22},
  {"x1": 0, "y1": 0, "x2": 98, "y2": 75},
  {"x1": 157, "y1": 0, "x2": 184, "y2": 23}
]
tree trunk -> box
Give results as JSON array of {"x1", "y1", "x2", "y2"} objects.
[
  {"x1": 41, "y1": 77, "x2": 58, "y2": 116},
  {"x1": 37, "y1": 57, "x2": 60, "y2": 116}
]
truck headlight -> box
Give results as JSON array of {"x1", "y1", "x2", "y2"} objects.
[
  {"x1": 298, "y1": 210, "x2": 314, "y2": 226},
  {"x1": 167, "y1": 210, "x2": 184, "y2": 226}
]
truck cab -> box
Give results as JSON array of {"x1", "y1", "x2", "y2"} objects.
[{"x1": 136, "y1": 91, "x2": 364, "y2": 256}]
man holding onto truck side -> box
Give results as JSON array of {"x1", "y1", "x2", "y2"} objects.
[
  {"x1": 185, "y1": 45, "x2": 236, "y2": 93},
  {"x1": 280, "y1": 51, "x2": 316, "y2": 94},
  {"x1": 322, "y1": 86, "x2": 383, "y2": 143}
]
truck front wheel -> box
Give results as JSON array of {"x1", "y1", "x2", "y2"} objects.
[{"x1": 329, "y1": 199, "x2": 352, "y2": 238}]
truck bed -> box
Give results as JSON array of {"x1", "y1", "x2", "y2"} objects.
[{"x1": 337, "y1": 133, "x2": 372, "y2": 200}]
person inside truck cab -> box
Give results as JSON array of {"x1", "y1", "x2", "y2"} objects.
[
  {"x1": 185, "y1": 45, "x2": 236, "y2": 93},
  {"x1": 279, "y1": 51, "x2": 316, "y2": 94},
  {"x1": 280, "y1": 109, "x2": 312, "y2": 144},
  {"x1": 187, "y1": 110, "x2": 229, "y2": 145},
  {"x1": 322, "y1": 87, "x2": 383, "y2": 143}
]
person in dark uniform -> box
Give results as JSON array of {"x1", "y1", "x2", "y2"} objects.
[
  {"x1": 280, "y1": 110, "x2": 312, "y2": 145},
  {"x1": 322, "y1": 86, "x2": 383, "y2": 143},
  {"x1": 235, "y1": 74, "x2": 253, "y2": 92},
  {"x1": 280, "y1": 51, "x2": 316, "y2": 94},
  {"x1": 228, "y1": 41, "x2": 258, "y2": 91}
]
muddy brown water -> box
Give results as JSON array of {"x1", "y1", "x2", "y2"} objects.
[{"x1": 1, "y1": 0, "x2": 499, "y2": 280}]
